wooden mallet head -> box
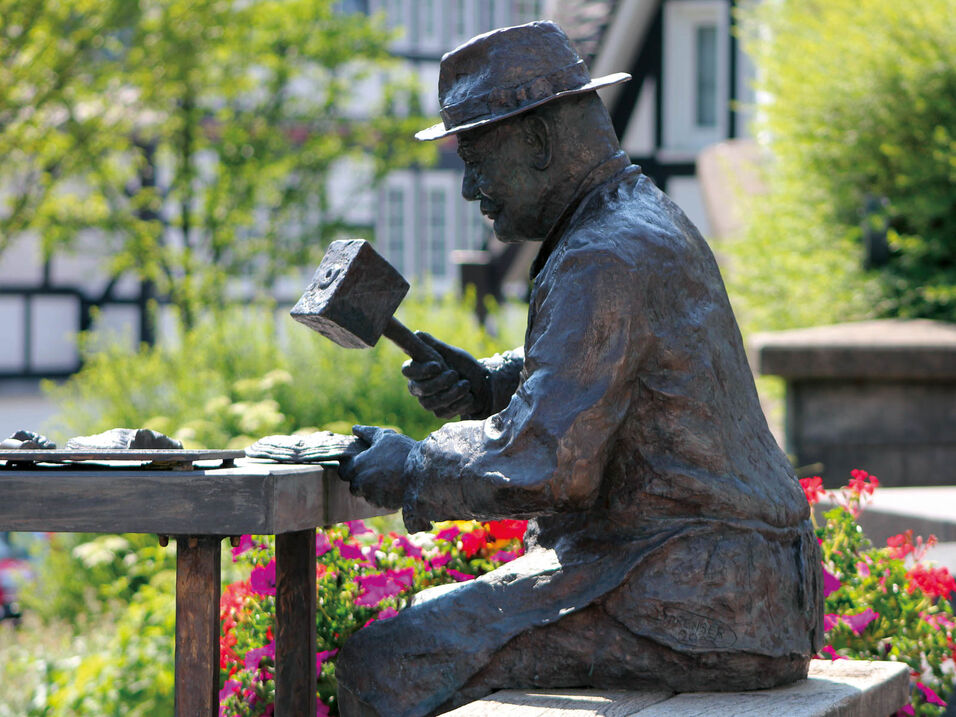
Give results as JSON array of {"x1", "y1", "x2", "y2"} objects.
[{"x1": 291, "y1": 239, "x2": 439, "y2": 363}]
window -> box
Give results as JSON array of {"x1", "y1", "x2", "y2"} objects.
[
  {"x1": 419, "y1": 0, "x2": 443, "y2": 50},
  {"x1": 662, "y1": 0, "x2": 729, "y2": 153},
  {"x1": 695, "y1": 25, "x2": 718, "y2": 128},
  {"x1": 386, "y1": 187, "x2": 405, "y2": 274},
  {"x1": 453, "y1": 0, "x2": 467, "y2": 40},
  {"x1": 426, "y1": 188, "x2": 447, "y2": 278}
]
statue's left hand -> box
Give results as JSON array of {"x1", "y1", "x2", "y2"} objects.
[{"x1": 337, "y1": 425, "x2": 415, "y2": 510}]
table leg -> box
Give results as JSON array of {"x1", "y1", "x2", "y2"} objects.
[
  {"x1": 276, "y1": 528, "x2": 317, "y2": 717},
  {"x1": 175, "y1": 535, "x2": 222, "y2": 717}
]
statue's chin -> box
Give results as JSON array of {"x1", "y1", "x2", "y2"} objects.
[{"x1": 493, "y1": 223, "x2": 544, "y2": 244}]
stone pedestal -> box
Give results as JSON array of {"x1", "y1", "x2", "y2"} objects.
[{"x1": 751, "y1": 319, "x2": 956, "y2": 487}]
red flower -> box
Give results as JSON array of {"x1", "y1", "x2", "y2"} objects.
[
  {"x1": 799, "y1": 476, "x2": 826, "y2": 505},
  {"x1": 906, "y1": 564, "x2": 956, "y2": 600},
  {"x1": 484, "y1": 520, "x2": 528, "y2": 541},
  {"x1": 460, "y1": 528, "x2": 486, "y2": 558},
  {"x1": 887, "y1": 531, "x2": 915, "y2": 559},
  {"x1": 848, "y1": 468, "x2": 879, "y2": 496}
]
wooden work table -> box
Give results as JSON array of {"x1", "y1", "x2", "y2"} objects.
[{"x1": 0, "y1": 454, "x2": 387, "y2": 716}]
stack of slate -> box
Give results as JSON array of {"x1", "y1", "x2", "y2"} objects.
[{"x1": 245, "y1": 431, "x2": 367, "y2": 463}]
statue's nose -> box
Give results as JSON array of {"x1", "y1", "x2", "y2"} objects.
[{"x1": 461, "y1": 167, "x2": 480, "y2": 201}]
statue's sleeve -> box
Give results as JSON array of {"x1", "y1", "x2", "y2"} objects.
[
  {"x1": 465, "y1": 348, "x2": 524, "y2": 419},
  {"x1": 402, "y1": 247, "x2": 644, "y2": 522}
]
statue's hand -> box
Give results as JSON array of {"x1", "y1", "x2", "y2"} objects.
[
  {"x1": 401, "y1": 332, "x2": 489, "y2": 419},
  {"x1": 337, "y1": 425, "x2": 414, "y2": 510}
]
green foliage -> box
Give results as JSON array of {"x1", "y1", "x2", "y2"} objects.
[
  {"x1": 44, "y1": 294, "x2": 525, "y2": 444},
  {"x1": 32, "y1": 568, "x2": 177, "y2": 716},
  {"x1": 20, "y1": 533, "x2": 174, "y2": 627},
  {"x1": 0, "y1": 0, "x2": 434, "y2": 324},
  {"x1": 732, "y1": 0, "x2": 956, "y2": 326}
]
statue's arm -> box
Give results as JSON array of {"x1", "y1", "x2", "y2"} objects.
[{"x1": 401, "y1": 248, "x2": 644, "y2": 526}]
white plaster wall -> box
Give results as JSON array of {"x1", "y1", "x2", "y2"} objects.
[
  {"x1": 666, "y1": 176, "x2": 712, "y2": 238},
  {"x1": 621, "y1": 78, "x2": 657, "y2": 157},
  {"x1": 29, "y1": 295, "x2": 79, "y2": 372},
  {"x1": 0, "y1": 233, "x2": 44, "y2": 286},
  {"x1": 0, "y1": 297, "x2": 26, "y2": 371}
]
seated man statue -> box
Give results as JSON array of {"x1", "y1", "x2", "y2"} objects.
[{"x1": 336, "y1": 20, "x2": 822, "y2": 717}]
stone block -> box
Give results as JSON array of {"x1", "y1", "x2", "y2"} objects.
[
  {"x1": 447, "y1": 659, "x2": 910, "y2": 716},
  {"x1": 751, "y1": 320, "x2": 956, "y2": 487}
]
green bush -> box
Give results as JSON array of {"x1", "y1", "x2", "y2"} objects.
[
  {"x1": 731, "y1": 0, "x2": 956, "y2": 326},
  {"x1": 32, "y1": 568, "x2": 177, "y2": 716},
  {"x1": 45, "y1": 294, "x2": 525, "y2": 445},
  {"x1": 21, "y1": 533, "x2": 175, "y2": 627}
]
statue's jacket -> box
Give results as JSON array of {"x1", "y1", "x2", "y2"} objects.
[{"x1": 401, "y1": 153, "x2": 823, "y2": 677}]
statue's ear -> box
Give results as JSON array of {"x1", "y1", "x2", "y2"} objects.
[{"x1": 522, "y1": 115, "x2": 552, "y2": 171}]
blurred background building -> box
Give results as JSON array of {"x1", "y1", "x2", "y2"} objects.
[{"x1": 0, "y1": 0, "x2": 754, "y2": 423}]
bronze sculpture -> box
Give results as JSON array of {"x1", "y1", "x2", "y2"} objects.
[{"x1": 334, "y1": 21, "x2": 822, "y2": 717}]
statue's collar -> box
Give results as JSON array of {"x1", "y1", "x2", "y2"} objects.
[{"x1": 530, "y1": 151, "x2": 635, "y2": 279}]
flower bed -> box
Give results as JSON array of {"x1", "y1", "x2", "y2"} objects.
[
  {"x1": 218, "y1": 518, "x2": 527, "y2": 716},
  {"x1": 805, "y1": 470, "x2": 955, "y2": 716},
  {"x1": 218, "y1": 470, "x2": 955, "y2": 716}
]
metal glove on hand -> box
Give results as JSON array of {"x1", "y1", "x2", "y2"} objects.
[{"x1": 401, "y1": 332, "x2": 490, "y2": 419}]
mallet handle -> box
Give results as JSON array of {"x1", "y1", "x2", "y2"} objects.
[{"x1": 383, "y1": 316, "x2": 444, "y2": 365}]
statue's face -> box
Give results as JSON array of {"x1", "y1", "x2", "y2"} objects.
[{"x1": 457, "y1": 123, "x2": 547, "y2": 243}]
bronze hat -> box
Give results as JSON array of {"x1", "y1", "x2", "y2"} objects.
[{"x1": 415, "y1": 21, "x2": 630, "y2": 142}]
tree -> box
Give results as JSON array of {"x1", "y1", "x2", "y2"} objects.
[
  {"x1": 0, "y1": 0, "x2": 434, "y2": 326},
  {"x1": 733, "y1": 0, "x2": 956, "y2": 324}
]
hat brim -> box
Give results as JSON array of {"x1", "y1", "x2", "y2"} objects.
[{"x1": 414, "y1": 72, "x2": 631, "y2": 141}]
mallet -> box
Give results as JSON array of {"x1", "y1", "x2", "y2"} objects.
[{"x1": 290, "y1": 239, "x2": 443, "y2": 364}]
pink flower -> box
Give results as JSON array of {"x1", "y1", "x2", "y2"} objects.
[
  {"x1": 317, "y1": 698, "x2": 331, "y2": 716},
  {"x1": 335, "y1": 539, "x2": 369, "y2": 563},
  {"x1": 855, "y1": 561, "x2": 870, "y2": 578},
  {"x1": 219, "y1": 679, "x2": 241, "y2": 703},
  {"x1": 354, "y1": 568, "x2": 415, "y2": 607},
  {"x1": 824, "y1": 614, "x2": 841, "y2": 631},
  {"x1": 916, "y1": 682, "x2": 947, "y2": 707},
  {"x1": 429, "y1": 553, "x2": 452, "y2": 569},
  {"x1": 250, "y1": 560, "x2": 277, "y2": 596},
  {"x1": 435, "y1": 526, "x2": 460, "y2": 542},
  {"x1": 447, "y1": 569, "x2": 476, "y2": 582},
  {"x1": 823, "y1": 566, "x2": 841, "y2": 597},
  {"x1": 346, "y1": 520, "x2": 373, "y2": 536},
  {"x1": 391, "y1": 533, "x2": 423, "y2": 559},
  {"x1": 377, "y1": 607, "x2": 399, "y2": 620},
  {"x1": 491, "y1": 550, "x2": 518, "y2": 563},
  {"x1": 315, "y1": 532, "x2": 332, "y2": 558},
  {"x1": 231, "y1": 535, "x2": 259, "y2": 561},
  {"x1": 843, "y1": 608, "x2": 879, "y2": 635},
  {"x1": 316, "y1": 649, "x2": 338, "y2": 674},
  {"x1": 244, "y1": 640, "x2": 276, "y2": 670},
  {"x1": 896, "y1": 706, "x2": 915, "y2": 716}
]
